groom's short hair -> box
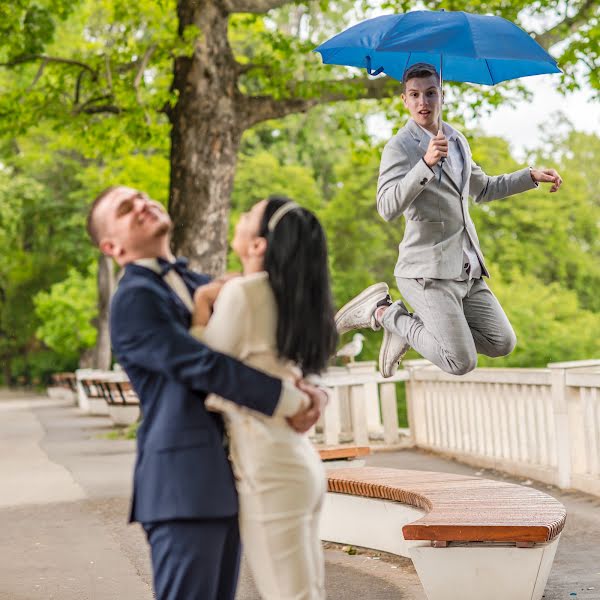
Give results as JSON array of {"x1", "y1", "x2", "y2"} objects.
[
  {"x1": 87, "y1": 185, "x2": 120, "y2": 246},
  {"x1": 402, "y1": 63, "x2": 440, "y2": 87}
]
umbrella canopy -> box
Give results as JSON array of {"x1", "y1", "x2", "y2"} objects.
[{"x1": 314, "y1": 10, "x2": 561, "y2": 85}]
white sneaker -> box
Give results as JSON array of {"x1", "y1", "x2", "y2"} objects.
[
  {"x1": 378, "y1": 300, "x2": 411, "y2": 378},
  {"x1": 335, "y1": 283, "x2": 390, "y2": 335},
  {"x1": 379, "y1": 328, "x2": 410, "y2": 378}
]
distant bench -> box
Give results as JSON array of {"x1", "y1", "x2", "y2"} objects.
[
  {"x1": 75, "y1": 370, "x2": 140, "y2": 425},
  {"x1": 320, "y1": 467, "x2": 566, "y2": 600},
  {"x1": 47, "y1": 372, "x2": 77, "y2": 401}
]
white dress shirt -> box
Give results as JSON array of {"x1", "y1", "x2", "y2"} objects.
[{"x1": 419, "y1": 123, "x2": 482, "y2": 280}]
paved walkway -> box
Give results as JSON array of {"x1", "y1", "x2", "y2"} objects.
[{"x1": 1, "y1": 390, "x2": 598, "y2": 599}]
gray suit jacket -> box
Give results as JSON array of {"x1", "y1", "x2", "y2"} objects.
[{"x1": 377, "y1": 119, "x2": 536, "y2": 279}]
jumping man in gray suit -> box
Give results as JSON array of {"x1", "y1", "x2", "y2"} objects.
[{"x1": 336, "y1": 63, "x2": 563, "y2": 377}]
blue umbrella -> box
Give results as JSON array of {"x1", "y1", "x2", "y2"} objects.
[{"x1": 314, "y1": 10, "x2": 561, "y2": 85}]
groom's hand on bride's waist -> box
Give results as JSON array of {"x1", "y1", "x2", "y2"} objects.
[{"x1": 286, "y1": 381, "x2": 328, "y2": 433}]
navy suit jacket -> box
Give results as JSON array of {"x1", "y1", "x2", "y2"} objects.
[{"x1": 110, "y1": 263, "x2": 283, "y2": 524}]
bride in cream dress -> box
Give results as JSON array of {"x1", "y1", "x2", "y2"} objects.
[{"x1": 190, "y1": 195, "x2": 338, "y2": 600}]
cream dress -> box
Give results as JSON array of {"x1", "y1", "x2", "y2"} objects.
[{"x1": 191, "y1": 271, "x2": 327, "y2": 600}]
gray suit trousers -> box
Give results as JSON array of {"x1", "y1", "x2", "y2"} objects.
[{"x1": 381, "y1": 278, "x2": 516, "y2": 376}]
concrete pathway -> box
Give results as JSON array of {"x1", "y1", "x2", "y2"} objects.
[{"x1": 1, "y1": 390, "x2": 598, "y2": 599}]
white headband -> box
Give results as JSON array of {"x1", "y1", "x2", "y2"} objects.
[{"x1": 267, "y1": 201, "x2": 302, "y2": 232}]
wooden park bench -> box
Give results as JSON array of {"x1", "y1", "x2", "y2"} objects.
[
  {"x1": 78, "y1": 375, "x2": 110, "y2": 416},
  {"x1": 320, "y1": 467, "x2": 566, "y2": 600},
  {"x1": 78, "y1": 371, "x2": 140, "y2": 425},
  {"x1": 48, "y1": 372, "x2": 77, "y2": 402},
  {"x1": 317, "y1": 445, "x2": 371, "y2": 465},
  {"x1": 98, "y1": 378, "x2": 140, "y2": 426}
]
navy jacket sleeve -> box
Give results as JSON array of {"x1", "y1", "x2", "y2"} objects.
[{"x1": 110, "y1": 282, "x2": 281, "y2": 417}]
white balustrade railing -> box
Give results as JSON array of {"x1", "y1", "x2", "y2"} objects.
[
  {"x1": 405, "y1": 363, "x2": 557, "y2": 485},
  {"x1": 315, "y1": 361, "x2": 409, "y2": 447},
  {"x1": 404, "y1": 359, "x2": 600, "y2": 495},
  {"x1": 316, "y1": 358, "x2": 600, "y2": 496}
]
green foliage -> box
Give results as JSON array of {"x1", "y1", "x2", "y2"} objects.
[
  {"x1": 481, "y1": 268, "x2": 600, "y2": 367},
  {"x1": 34, "y1": 264, "x2": 98, "y2": 359},
  {"x1": 469, "y1": 127, "x2": 600, "y2": 312},
  {"x1": 0, "y1": 0, "x2": 597, "y2": 386}
]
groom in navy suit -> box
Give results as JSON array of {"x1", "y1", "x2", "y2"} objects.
[{"x1": 87, "y1": 186, "x2": 326, "y2": 600}]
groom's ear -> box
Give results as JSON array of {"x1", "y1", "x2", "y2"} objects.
[{"x1": 99, "y1": 238, "x2": 123, "y2": 259}]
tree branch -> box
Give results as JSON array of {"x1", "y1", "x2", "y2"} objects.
[
  {"x1": 133, "y1": 44, "x2": 157, "y2": 124},
  {"x1": 79, "y1": 105, "x2": 123, "y2": 115},
  {"x1": 0, "y1": 54, "x2": 96, "y2": 75},
  {"x1": 73, "y1": 94, "x2": 123, "y2": 115},
  {"x1": 242, "y1": 96, "x2": 316, "y2": 127},
  {"x1": 223, "y1": 0, "x2": 296, "y2": 14},
  {"x1": 241, "y1": 75, "x2": 401, "y2": 128},
  {"x1": 134, "y1": 44, "x2": 158, "y2": 102},
  {"x1": 105, "y1": 54, "x2": 113, "y2": 92},
  {"x1": 25, "y1": 58, "x2": 48, "y2": 92},
  {"x1": 75, "y1": 70, "x2": 88, "y2": 105},
  {"x1": 534, "y1": 0, "x2": 597, "y2": 50}
]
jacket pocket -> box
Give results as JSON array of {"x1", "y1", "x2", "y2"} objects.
[
  {"x1": 148, "y1": 428, "x2": 211, "y2": 452},
  {"x1": 399, "y1": 220, "x2": 444, "y2": 264}
]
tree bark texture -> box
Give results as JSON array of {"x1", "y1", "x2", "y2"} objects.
[
  {"x1": 92, "y1": 254, "x2": 115, "y2": 370},
  {"x1": 169, "y1": 0, "x2": 244, "y2": 276}
]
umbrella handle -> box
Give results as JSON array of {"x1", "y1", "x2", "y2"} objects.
[{"x1": 365, "y1": 56, "x2": 384, "y2": 77}]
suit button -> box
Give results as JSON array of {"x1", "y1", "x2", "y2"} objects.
[{"x1": 420, "y1": 178, "x2": 427, "y2": 185}]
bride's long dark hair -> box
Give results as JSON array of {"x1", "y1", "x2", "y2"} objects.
[{"x1": 259, "y1": 195, "x2": 338, "y2": 375}]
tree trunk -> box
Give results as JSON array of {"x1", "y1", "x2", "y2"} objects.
[
  {"x1": 92, "y1": 254, "x2": 115, "y2": 370},
  {"x1": 168, "y1": 0, "x2": 243, "y2": 276},
  {"x1": 1, "y1": 358, "x2": 11, "y2": 387}
]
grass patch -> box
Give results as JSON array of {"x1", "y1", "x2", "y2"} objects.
[{"x1": 103, "y1": 421, "x2": 139, "y2": 440}]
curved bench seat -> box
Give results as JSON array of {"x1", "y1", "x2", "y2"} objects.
[
  {"x1": 322, "y1": 467, "x2": 566, "y2": 600},
  {"x1": 327, "y1": 467, "x2": 566, "y2": 544}
]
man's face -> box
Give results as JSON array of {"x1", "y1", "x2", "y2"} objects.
[
  {"x1": 95, "y1": 186, "x2": 172, "y2": 262},
  {"x1": 401, "y1": 74, "x2": 442, "y2": 132}
]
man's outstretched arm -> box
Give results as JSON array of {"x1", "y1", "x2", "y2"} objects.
[{"x1": 470, "y1": 161, "x2": 562, "y2": 204}]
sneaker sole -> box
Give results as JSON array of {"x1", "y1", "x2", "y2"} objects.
[
  {"x1": 335, "y1": 282, "x2": 389, "y2": 334},
  {"x1": 379, "y1": 333, "x2": 409, "y2": 378},
  {"x1": 379, "y1": 331, "x2": 396, "y2": 378}
]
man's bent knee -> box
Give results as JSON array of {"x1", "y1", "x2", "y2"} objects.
[
  {"x1": 488, "y1": 330, "x2": 517, "y2": 358},
  {"x1": 444, "y1": 353, "x2": 478, "y2": 376}
]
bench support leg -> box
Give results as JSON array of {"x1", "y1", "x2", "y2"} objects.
[{"x1": 409, "y1": 536, "x2": 560, "y2": 600}]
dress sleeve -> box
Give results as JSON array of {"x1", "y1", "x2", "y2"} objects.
[{"x1": 190, "y1": 279, "x2": 248, "y2": 359}]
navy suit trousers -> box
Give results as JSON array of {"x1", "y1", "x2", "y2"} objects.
[{"x1": 143, "y1": 518, "x2": 241, "y2": 600}]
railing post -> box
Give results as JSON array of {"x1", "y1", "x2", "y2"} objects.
[
  {"x1": 548, "y1": 362, "x2": 572, "y2": 489},
  {"x1": 346, "y1": 361, "x2": 381, "y2": 435},
  {"x1": 349, "y1": 382, "x2": 369, "y2": 446},
  {"x1": 380, "y1": 383, "x2": 400, "y2": 444},
  {"x1": 323, "y1": 385, "x2": 341, "y2": 446},
  {"x1": 403, "y1": 360, "x2": 431, "y2": 446}
]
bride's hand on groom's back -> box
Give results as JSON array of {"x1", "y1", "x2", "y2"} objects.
[{"x1": 286, "y1": 381, "x2": 329, "y2": 433}]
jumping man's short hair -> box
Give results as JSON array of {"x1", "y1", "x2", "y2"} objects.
[{"x1": 402, "y1": 63, "x2": 440, "y2": 87}]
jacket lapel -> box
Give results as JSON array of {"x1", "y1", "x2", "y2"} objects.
[
  {"x1": 441, "y1": 158, "x2": 461, "y2": 192},
  {"x1": 456, "y1": 135, "x2": 471, "y2": 193},
  {"x1": 407, "y1": 119, "x2": 461, "y2": 193}
]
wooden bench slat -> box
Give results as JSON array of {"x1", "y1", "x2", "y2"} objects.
[
  {"x1": 327, "y1": 467, "x2": 566, "y2": 544},
  {"x1": 317, "y1": 446, "x2": 371, "y2": 461}
]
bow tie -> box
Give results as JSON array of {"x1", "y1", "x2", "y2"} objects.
[{"x1": 158, "y1": 257, "x2": 189, "y2": 277}]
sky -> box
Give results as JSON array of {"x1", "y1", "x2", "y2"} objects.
[{"x1": 471, "y1": 74, "x2": 600, "y2": 160}]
